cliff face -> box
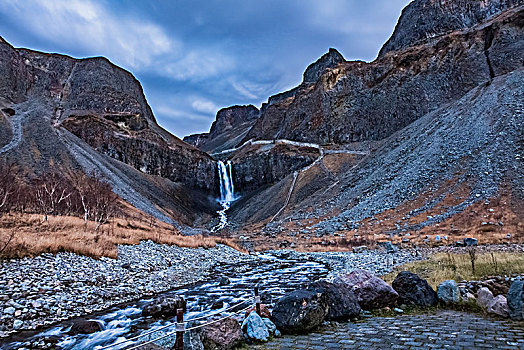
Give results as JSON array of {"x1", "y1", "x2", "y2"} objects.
[
  {"x1": 303, "y1": 48, "x2": 345, "y2": 83},
  {"x1": 184, "y1": 105, "x2": 259, "y2": 154},
  {"x1": 229, "y1": 143, "x2": 319, "y2": 194},
  {"x1": 242, "y1": 3, "x2": 524, "y2": 145},
  {"x1": 379, "y1": 0, "x2": 524, "y2": 57}
]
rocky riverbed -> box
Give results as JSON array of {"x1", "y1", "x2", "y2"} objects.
[
  {"x1": 0, "y1": 241, "x2": 258, "y2": 338},
  {"x1": 0, "y1": 240, "x2": 430, "y2": 340}
]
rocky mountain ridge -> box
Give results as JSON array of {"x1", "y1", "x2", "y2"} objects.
[
  {"x1": 0, "y1": 37, "x2": 219, "y2": 226},
  {"x1": 241, "y1": 3, "x2": 523, "y2": 145},
  {"x1": 214, "y1": 1, "x2": 524, "y2": 248},
  {"x1": 379, "y1": 0, "x2": 524, "y2": 57}
]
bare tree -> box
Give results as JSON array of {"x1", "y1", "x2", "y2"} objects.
[
  {"x1": 91, "y1": 179, "x2": 119, "y2": 231},
  {"x1": 0, "y1": 231, "x2": 15, "y2": 256},
  {"x1": 72, "y1": 171, "x2": 119, "y2": 231},
  {"x1": 34, "y1": 172, "x2": 72, "y2": 221},
  {"x1": 0, "y1": 160, "x2": 18, "y2": 214}
]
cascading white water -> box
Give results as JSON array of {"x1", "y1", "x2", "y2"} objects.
[
  {"x1": 218, "y1": 160, "x2": 235, "y2": 202},
  {"x1": 214, "y1": 160, "x2": 237, "y2": 230}
]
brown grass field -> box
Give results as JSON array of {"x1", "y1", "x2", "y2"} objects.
[{"x1": 0, "y1": 207, "x2": 245, "y2": 260}]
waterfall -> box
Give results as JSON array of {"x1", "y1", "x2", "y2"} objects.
[
  {"x1": 214, "y1": 160, "x2": 237, "y2": 231},
  {"x1": 218, "y1": 160, "x2": 235, "y2": 202}
]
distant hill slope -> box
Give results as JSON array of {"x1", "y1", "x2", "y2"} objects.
[{"x1": 218, "y1": 1, "x2": 524, "y2": 247}]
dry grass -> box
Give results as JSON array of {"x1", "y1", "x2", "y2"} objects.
[
  {"x1": 0, "y1": 211, "x2": 245, "y2": 260},
  {"x1": 384, "y1": 251, "x2": 524, "y2": 289}
]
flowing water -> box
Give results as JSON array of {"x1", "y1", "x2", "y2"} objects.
[
  {"x1": 1, "y1": 253, "x2": 329, "y2": 350},
  {"x1": 214, "y1": 160, "x2": 237, "y2": 231}
]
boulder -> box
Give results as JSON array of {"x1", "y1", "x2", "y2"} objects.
[
  {"x1": 262, "y1": 317, "x2": 278, "y2": 335},
  {"x1": 211, "y1": 301, "x2": 224, "y2": 310},
  {"x1": 464, "y1": 238, "x2": 478, "y2": 246},
  {"x1": 306, "y1": 280, "x2": 361, "y2": 320},
  {"x1": 183, "y1": 320, "x2": 204, "y2": 350},
  {"x1": 142, "y1": 296, "x2": 186, "y2": 318},
  {"x1": 437, "y1": 280, "x2": 460, "y2": 304},
  {"x1": 242, "y1": 311, "x2": 269, "y2": 342},
  {"x1": 335, "y1": 269, "x2": 398, "y2": 309},
  {"x1": 392, "y1": 272, "x2": 438, "y2": 307},
  {"x1": 245, "y1": 304, "x2": 271, "y2": 319},
  {"x1": 487, "y1": 295, "x2": 510, "y2": 318},
  {"x1": 271, "y1": 289, "x2": 329, "y2": 334},
  {"x1": 202, "y1": 317, "x2": 243, "y2": 350},
  {"x1": 352, "y1": 246, "x2": 367, "y2": 253},
  {"x1": 507, "y1": 279, "x2": 524, "y2": 321},
  {"x1": 68, "y1": 319, "x2": 102, "y2": 335},
  {"x1": 477, "y1": 287, "x2": 494, "y2": 309}
]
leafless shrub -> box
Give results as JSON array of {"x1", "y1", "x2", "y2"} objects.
[{"x1": 0, "y1": 160, "x2": 18, "y2": 214}]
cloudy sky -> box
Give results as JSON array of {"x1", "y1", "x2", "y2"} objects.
[{"x1": 0, "y1": 0, "x2": 410, "y2": 138}]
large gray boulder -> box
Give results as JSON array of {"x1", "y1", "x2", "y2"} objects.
[
  {"x1": 477, "y1": 287, "x2": 494, "y2": 309},
  {"x1": 271, "y1": 289, "x2": 329, "y2": 334},
  {"x1": 307, "y1": 280, "x2": 361, "y2": 320},
  {"x1": 183, "y1": 320, "x2": 204, "y2": 350},
  {"x1": 335, "y1": 269, "x2": 398, "y2": 309},
  {"x1": 507, "y1": 279, "x2": 524, "y2": 321},
  {"x1": 437, "y1": 280, "x2": 460, "y2": 304},
  {"x1": 392, "y1": 271, "x2": 438, "y2": 307}
]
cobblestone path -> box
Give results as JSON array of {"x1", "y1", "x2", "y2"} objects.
[{"x1": 251, "y1": 311, "x2": 524, "y2": 349}]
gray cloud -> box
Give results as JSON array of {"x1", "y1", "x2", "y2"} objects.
[{"x1": 0, "y1": 0, "x2": 411, "y2": 137}]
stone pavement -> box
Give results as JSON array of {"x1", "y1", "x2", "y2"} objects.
[{"x1": 251, "y1": 311, "x2": 524, "y2": 349}]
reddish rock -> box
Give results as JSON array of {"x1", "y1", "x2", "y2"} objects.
[
  {"x1": 202, "y1": 317, "x2": 243, "y2": 350},
  {"x1": 336, "y1": 269, "x2": 398, "y2": 309},
  {"x1": 245, "y1": 304, "x2": 271, "y2": 319}
]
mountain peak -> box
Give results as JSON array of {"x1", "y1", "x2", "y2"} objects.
[{"x1": 303, "y1": 48, "x2": 345, "y2": 83}]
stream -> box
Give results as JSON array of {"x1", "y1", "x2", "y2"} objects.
[{"x1": 0, "y1": 253, "x2": 329, "y2": 350}]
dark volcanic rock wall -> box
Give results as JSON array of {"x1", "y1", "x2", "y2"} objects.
[
  {"x1": 184, "y1": 105, "x2": 259, "y2": 153},
  {"x1": 0, "y1": 38, "x2": 217, "y2": 193},
  {"x1": 61, "y1": 115, "x2": 216, "y2": 192},
  {"x1": 229, "y1": 144, "x2": 318, "y2": 194},
  {"x1": 379, "y1": 0, "x2": 524, "y2": 58},
  {"x1": 243, "y1": 5, "x2": 524, "y2": 145}
]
